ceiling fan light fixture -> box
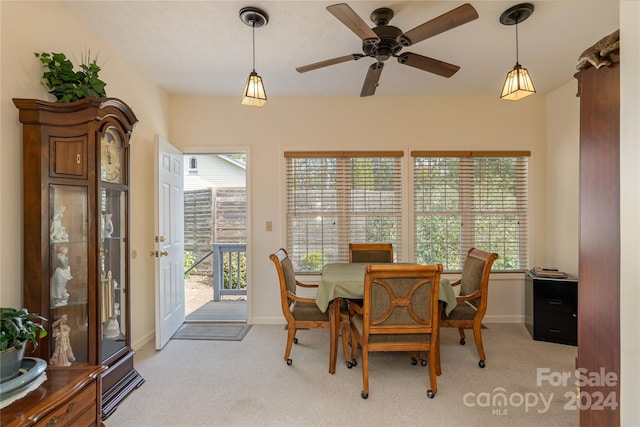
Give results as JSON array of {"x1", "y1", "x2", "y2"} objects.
[
  {"x1": 499, "y1": 3, "x2": 536, "y2": 101},
  {"x1": 239, "y1": 7, "x2": 268, "y2": 108}
]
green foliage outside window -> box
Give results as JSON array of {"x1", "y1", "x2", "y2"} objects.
[
  {"x1": 184, "y1": 251, "x2": 197, "y2": 278},
  {"x1": 365, "y1": 216, "x2": 397, "y2": 244},
  {"x1": 222, "y1": 252, "x2": 247, "y2": 289},
  {"x1": 299, "y1": 252, "x2": 325, "y2": 271}
]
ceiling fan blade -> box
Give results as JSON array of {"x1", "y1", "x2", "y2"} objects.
[
  {"x1": 360, "y1": 62, "x2": 384, "y2": 97},
  {"x1": 397, "y1": 3, "x2": 478, "y2": 47},
  {"x1": 296, "y1": 54, "x2": 364, "y2": 73},
  {"x1": 398, "y1": 52, "x2": 460, "y2": 78},
  {"x1": 327, "y1": 3, "x2": 380, "y2": 45}
]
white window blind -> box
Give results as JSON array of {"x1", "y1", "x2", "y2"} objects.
[
  {"x1": 285, "y1": 151, "x2": 403, "y2": 272},
  {"x1": 412, "y1": 151, "x2": 529, "y2": 271}
]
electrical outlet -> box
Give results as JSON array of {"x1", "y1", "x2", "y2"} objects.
[{"x1": 266, "y1": 221, "x2": 272, "y2": 232}]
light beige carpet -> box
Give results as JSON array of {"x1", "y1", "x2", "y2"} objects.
[{"x1": 110, "y1": 323, "x2": 578, "y2": 427}]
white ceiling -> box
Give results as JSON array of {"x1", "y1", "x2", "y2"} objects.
[{"x1": 60, "y1": 1, "x2": 619, "y2": 98}]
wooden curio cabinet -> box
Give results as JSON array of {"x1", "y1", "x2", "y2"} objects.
[
  {"x1": 575, "y1": 51, "x2": 620, "y2": 425},
  {"x1": 13, "y1": 97, "x2": 144, "y2": 419}
]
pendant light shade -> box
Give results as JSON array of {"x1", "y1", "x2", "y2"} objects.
[
  {"x1": 500, "y1": 63, "x2": 536, "y2": 100},
  {"x1": 499, "y1": 3, "x2": 536, "y2": 101},
  {"x1": 242, "y1": 71, "x2": 267, "y2": 107},
  {"x1": 240, "y1": 7, "x2": 268, "y2": 108}
]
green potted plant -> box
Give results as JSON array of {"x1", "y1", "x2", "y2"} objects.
[
  {"x1": 35, "y1": 51, "x2": 107, "y2": 103},
  {"x1": 0, "y1": 307, "x2": 47, "y2": 382}
]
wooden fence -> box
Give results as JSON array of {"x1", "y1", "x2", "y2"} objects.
[{"x1": 184, "y1": 187, "x2": 246, "y2": 274}]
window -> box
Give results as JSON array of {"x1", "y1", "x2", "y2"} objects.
[
  {"x1": 285, "y1": 151, "x2": 403, "y2": 272},
  {"x1": 188, "y1": 156, "x2": 198, "y2": 174},
  {"x1": 412, "y1": 151, "x2": 529, "y2": 271}
]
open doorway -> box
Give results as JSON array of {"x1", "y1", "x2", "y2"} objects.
[{"x1": 182, "y1": 152, "x2": 247, "y2": 323}]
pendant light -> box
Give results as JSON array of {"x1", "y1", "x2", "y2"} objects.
[
  {"x1": 499, "y1": 3, "x2": 536, "y2": 101},
  {"x1": 240, "y1": 7, "x2": 268, "y2": 107}
]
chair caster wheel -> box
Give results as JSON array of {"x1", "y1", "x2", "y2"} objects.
[
  {"x1": 361, "y1": 391, "x2": 368, "y2": 399},
  {"x1": 346, "y1": 361, "x2": 353, "y2": 369},
  {"x1": 350, "y1": 359, "x2": 357, "y2": 367},
  {"x1": 286, "y1": 358, "x2": 292, "y2": 365},
  {"x1": 459, "y1": 338, "x2": 465, "y2": 345},
  {"x1": 427, "y1": 390, "x2": 435, "y2": 399},
  {"x1": 479, "y1": 360, "x2": 485, "y2": 368},
  {"x1": 421, "y1": 359, "x2": 427, "y2": 367},
  {"x1": 411, "y1": 358, "x2": 418, "y2": 365},
  {"x1": 293, "y1": 338, "x2": 298, "y2": 344}
]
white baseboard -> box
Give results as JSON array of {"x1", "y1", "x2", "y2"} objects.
[
  {"x1": 251, "y1": 316, "x2": 286, "y2": 325},
  {"x1": 251, "y1": 315, "x2": 523, "y2": 325},
  {"x1": 483, "y1": 314, "x2": 524, "y2": 323},
  {"x1": 132, "y1": 329, "x2": 155, "y2": 351}
]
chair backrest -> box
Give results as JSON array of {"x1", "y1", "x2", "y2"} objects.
[
  {"x1": 362, "y1": 264, "x2": 442, "y2": 344},
  {"x1": 349, "y1": 243, "x2": 394, "y2": 263},
  {"x1": 459, "y1": 248, "x2": 499, "y2": 311},
  {"x1": 269, "y1": 248, "x2": 297, "y2": 320}
]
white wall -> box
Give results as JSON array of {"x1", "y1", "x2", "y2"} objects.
[
  {"x1": 0, "y1": 1, "x2": 170, "y2": 348},
  {"x1": 545, "y1": 81, "x2": 580, "y2": 276},
  {"x1": 620, "y1": 1, "x2": 640, "y2": 424},
  {"x1": 169, "y1": 95, "x2": 548, "y2": 324}
]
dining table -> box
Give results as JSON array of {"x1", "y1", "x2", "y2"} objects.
[{"x1": 317, "y1": 262, "x2": 458, "y2": 374}]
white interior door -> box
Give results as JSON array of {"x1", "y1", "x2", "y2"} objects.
[{"x1": 154, "y1": 135, "x2": 185, "y2": 349}]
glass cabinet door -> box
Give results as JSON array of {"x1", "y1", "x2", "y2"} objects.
[
  {"x1": 99, "y1": 188, "x2": 127, "y2": 361},
  {"x1": 49, "y1": 184, "x2": 88, "y2": 366},
  {"x1": 99, "y1": 116, "x2": 129, "y2": 363}
]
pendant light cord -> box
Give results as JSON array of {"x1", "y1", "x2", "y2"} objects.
[
  {"x1": 252, "y1": 21, "x2": 256, "y2": 72},
  {"x1": 515, "y1": 18, "x2": 520, "y2": 65}
]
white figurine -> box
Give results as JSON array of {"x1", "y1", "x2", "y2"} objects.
[
  {"x1": 50, "y1": 314, "x2": 76, "y2": 366},
  {"x1": 50, "y1": 205, "x2": 69, "y2": 242},
  {"x1": 103, "y1": 303, "x2": 121, "y2": 338},
  {"x1": 102, "y1": 213, "x2": 114, "y2": 239},
  {"x1": 51, "y1": 246, "x2": 72, "y2": 306}
]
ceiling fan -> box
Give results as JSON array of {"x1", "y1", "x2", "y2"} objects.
[{"x1": 296, "y1": 3, "x2": 479, "y2": 97}]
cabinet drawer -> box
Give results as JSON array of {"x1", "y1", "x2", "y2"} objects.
[
  {"x1": 535, "y1": 296, "x2": 576, "y2": 317},
  {"x1": 67, "y1": 404, "x2": 96, "y2": 427},
  {"x1": 34, "y1": 384, "x2": 95, "y2": 427},
  {"x1": 535, "y1": 313, "x2": 577, "y2": 345}
]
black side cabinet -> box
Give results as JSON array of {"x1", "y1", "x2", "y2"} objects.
[{"x1": 525, "y1": 271, "x2": 578, "y2": 345}]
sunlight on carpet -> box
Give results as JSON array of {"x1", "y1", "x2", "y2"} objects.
[{"x1": 172, "y1": 323, "x2": 251, "y2": 341}]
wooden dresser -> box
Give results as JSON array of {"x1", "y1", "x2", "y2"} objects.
[{"x1": 1, "y1": 365, "x2": 106, "y2": 427}]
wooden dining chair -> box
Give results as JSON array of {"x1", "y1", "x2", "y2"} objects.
[
  {"x1": 269, "y1": 248, "x2": 351, "y2": 366},
  {"x1": 348, "y1": 263, "x2": 443, "y2": 399},
  {"x1": 348, "y1": 243, "x2": 394, "y2": 263},
  {"x1": 440, "y1": 247, "x2": 499, "y2": 368}
]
